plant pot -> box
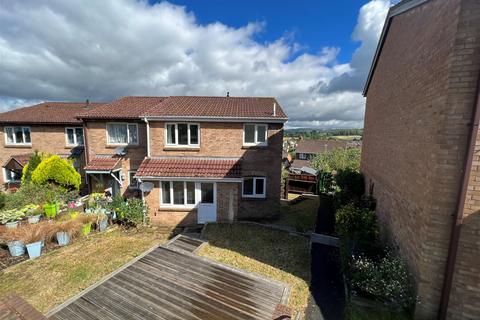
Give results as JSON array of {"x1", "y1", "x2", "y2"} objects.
[
  {"x1": 5, "y1": 221, "x2": 19, "y2": 229},
  {"x1": 7, "y1": 240, "x2": 25, "y2": 257},
  {"x1": 85, "y1": 208, "x2": 93, "y2": 214},
  {"x1": 25, "y1": 241, "x2": 42, "y2": 259},
  {"x1": 27, "y1": 214, "x2": 41, "y2": 224},
  {"x1": 56, "y1": 232, "x2": 70, "y2": 246},
  {"x1": 98, "y1": 219, "x2": 108, "y2": 232},
  {"x1": 44, "y1": 203, "x2": 59, "y2": 219},
  {"x1": 82, "y1": 222, "x2": 92, "y2": 236}
]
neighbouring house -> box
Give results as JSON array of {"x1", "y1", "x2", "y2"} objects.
[
  {"x1": 291, "y1": 139, "x2": 355, "y2": 171},
  {"x1": 361, "y1": 0, "x2": 480, "y2": 319},
  {"x1": 78, "y1": 95, "x2": 286, "y2": 226},
  {"x1": 0, "y1": 101, "x2": 102, "y2": 191}
]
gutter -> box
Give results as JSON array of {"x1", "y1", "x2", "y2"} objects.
[{"x1": 438, "y1": 67, "x2": 480, "y2": 319}]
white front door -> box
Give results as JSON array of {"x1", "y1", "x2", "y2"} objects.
[{"x1": 197, "y1": 182, "x2": 216, "y2": 224}]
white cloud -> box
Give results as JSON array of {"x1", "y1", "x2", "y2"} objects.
[{"x1": 0, "y1": 0, "x2": 390, "y2": 128}]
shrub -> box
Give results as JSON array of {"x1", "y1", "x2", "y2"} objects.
[
  {"x1": 108, "y1": 196, "x2": 146, "y2": 226},
  {"x1": 31, "y1": 155, "x2": 81, "y2": 190},
  {"x1": 335, "y1": 203, "x2": 379, "y2": 246},
  {"x1": 350, "y1": 250, "x2": 416, "y2": 309},
  {"x1": 21, "y1": 151, "x2": 44, "y2": 184},
  {"x1": 311, "y1": 147, "x2": 361, "y2": 173},
  {"x1": 0, "y1": 192, "x2": 5, "y2": 210},
  {"x1": 4, "y1": 184, "x2": 66, "y2": 210},
  {"x1": 335, "y1": 169, "x2": 365, "y2": 205}
]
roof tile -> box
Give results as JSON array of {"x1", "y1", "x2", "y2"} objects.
[
  {"x1": 78, "y1": 96, "x2": 166, "y2": 120},
  {"x1": 84, "y1": 155, "x2": 122, "y2": 171}
]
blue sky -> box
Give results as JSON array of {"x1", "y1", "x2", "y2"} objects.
[
  {"x1": 0, "y1": 0, "x2": 392, "y2": 128},
  {"x1": 155, "y1": 0, "x2": 370, "y2": 63}
]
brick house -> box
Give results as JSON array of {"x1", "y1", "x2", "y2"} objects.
[
  {"x1": 292, "y1": 139, "x2": 354, "y2": 170},
  {"x1": 0, "y1": 101, "x2": 102, "y2": 190},
  {"x1": 0, "y1": 96, "x2": 288, "y2": 226},
  {"x1": 361, "y1": 0, "x2": 480, "y2": 319}
]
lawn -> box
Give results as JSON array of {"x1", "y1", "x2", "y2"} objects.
[
  {"x1": 276, "y1": 195, "x2": 320, "y2": 232},
  {"x1": 0, "y1": 226, "x2": 172, "y2": 313},
  {"x1": 198, "y1": 223, "x2": 311, "y2": 319}
]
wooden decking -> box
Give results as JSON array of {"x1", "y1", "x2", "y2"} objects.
[
  {"x1": 164, "y1": 234, "x2": 206, "y2": 253},
  {"x1": 47, "y1": 245, "x2": 290, "y2": 320},
  {"x1": 0, "y1": 294, "x2": 46, "y2": 320}
]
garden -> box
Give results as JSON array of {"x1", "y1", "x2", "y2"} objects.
[
  {"x1": 310, "y1": 148, "x2": 417, "y2": 319},
  {"x1": 0, "y1": 152, "x2": 148, "y2": 268}
]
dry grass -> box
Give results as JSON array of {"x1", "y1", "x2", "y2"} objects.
[
  {"x1": 277, "y1": 196, "x2": 320, "y2": 232},
  {"x1": 0, "y1": 227, "x2": 171, "y2": 313},
  {"x1": 198, "y1": 223, "x2": 311, "y2": 319}
]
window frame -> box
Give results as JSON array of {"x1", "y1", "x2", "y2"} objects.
[
  {"x1": 65, "y1": 127, "x2": 84, "y2": 147},
  {"x1": 164, "y1": 122, "x2": 200, "y2": 148},
  {"x1": 243, "y1": 123, "x2": 268, "y2": 147},
  {"x1": 106, "y1": 122, "x2": 139, "y2": 146},
  {"x1": 2, "y1": 168, "x2": 21, "y2": 182},
  {"x1": 4, "y1": 126, "x2": 32, "y2": 146},
  {"x1": 242, "y1": 177, "x2": 267, "y2": 198},
  {"x1": 128, "y1": 170, "x2": 140, "y2": 189},
  {"x1": 160, "y1": 180, "x2": 198, "y2": 208}
]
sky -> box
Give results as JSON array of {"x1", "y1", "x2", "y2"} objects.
[{"x1": 0, "y1": 0, "x2": 393, "y2": 129}]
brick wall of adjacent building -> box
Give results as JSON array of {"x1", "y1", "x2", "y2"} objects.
[
  {"x1": 361, "y1": 0, "x2": 480, "y2": 318},
  {"x1": 0, "y1": 124, "x2": 87, "y2": 187}
]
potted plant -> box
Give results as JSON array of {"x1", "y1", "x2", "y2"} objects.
[
  {"x1": 78, "y1": 214, "x2": 95, "y2": 236},
  {"x1": 26, "y1": 207, "x2": 43, "y2": 224},
  {"x1": 0, "y1": 209, "x2": 25, "y2": 228},
  {"x1": 22, "y1": 224, "x2": 44, "y2": 259},
  {"x1": 44, "y1": 190, "x2": 60, "y2": 219},
  {"x1": 3, "y1": 227, "x2": 25, "y2": 257},
  {"x1": 96, "y1": 213, "x2": 108, "y2": 232},
  {"x1": 55, "y1": 220, "x2": 81, "y2": 246}
]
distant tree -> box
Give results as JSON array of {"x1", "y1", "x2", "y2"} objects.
[{"x1": 310, "y1": 148, "x2": 361, "y2": 173}]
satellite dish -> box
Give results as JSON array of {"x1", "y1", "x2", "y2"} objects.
[
  {"x1": 115, "y1": 147, "x2": 127, "y2": 156},
  {"x1": 139, "y1": 182, "x2": 154, "y2": 193}
]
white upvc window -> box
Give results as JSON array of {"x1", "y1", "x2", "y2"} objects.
[
  {"x1": 128, "y1": 170, "x2": 140, "y2": 189},
  {"x1": 4, "y1": 126, "x2": 31, "y2": 146},
  {"x1": 65, "y1": 127, "x2": 84, "y2": 146},
  {"x1": 161, "y1": 181, "x2": 197, "y2": 207},
  {"x1": 243, "y1": 123, "x2": 267, "y2": 146},
  {"x1": 242, "y1": 177, "x2": 266, "y2": 198},
  {"x1": 2, "y1": 168, "x2": 22, "y2": 182},
  {"x1": 106, "y1": 123, "x2": 139, "y2": 145},
  {"x1": 165, "y1": 123, "x2": 200, "y2": 147}
]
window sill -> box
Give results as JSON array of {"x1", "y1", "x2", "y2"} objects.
[
  {"x1": 242, "y1": 145, "x2": 267, "y2": 149},
  {"x1": 163, "y1": 146, "x2": 200, "y2": 151},
  {"x1": 4, "y1": 144, "x2": 32, "y2": 148},
  {"x1": 105, "y1": 144, "x2": 140, "y2": 148},
  {"x1": 66, "y1": 144, "x2": 84, "y2": 148},
  {"x1": 158, "y1": 206, "x2": 197, "y2": 212},
  {"x1": 241, "y1": 196, "x2": 267, "y2": 201}
]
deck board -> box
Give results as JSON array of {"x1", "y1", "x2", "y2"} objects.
[{"x1": 48, "y1": 246, "x2": 290, "y2": 320}]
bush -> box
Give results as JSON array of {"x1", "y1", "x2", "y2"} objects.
[
  {"x1": 0, "y1": 192, "x2": 5, "y2": 210},
  {"x1": 311, "y1": 147, "x2": 361, "y2": 173},
  {"x1": 31, "y1": 155, "x2": 81, "y2": 190},
  {"x1": 350, "y1": 250, "x2": 416, "y2": 309},
  {"x1": 335, "y1": 203, "x2": 379, "y2": 246},
  {"x1": 4, "y1": 184, "x2": 67, "y2": 210},
  {"x1": 108, "y1": 196, "x2": 146, "y2": 226},
  {"x1": 21, "y1": 151, "x2": 44, "y2": 184},
  {"x1": 336, "y1": 169, "x2": 365, "y2": 205}
]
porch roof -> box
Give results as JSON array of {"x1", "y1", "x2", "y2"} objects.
[
  {"x1": 2, "y1": 153, "x2": 31, "y2": 169},
  {"x1": 84, "y1": 155, "x2": 122, "y2": 172},
  {"x1": 135, "y1": 157, "x2": 242, "y2": 179}
]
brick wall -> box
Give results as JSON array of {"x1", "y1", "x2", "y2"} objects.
[
  {"x1": 0, "y1": 124, "x2": 87, "y2": 187},
  {"x1": 362, "y1": 0, "x2": 480, "y2": 318}
]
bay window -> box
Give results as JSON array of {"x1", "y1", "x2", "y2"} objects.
[
  {"x1": 161, "y1": 181, "x2": 196, "y2": 206},
  {"x1": 106, "y1": 123, "x2": 138, "y2": 145},
  {"x1": 5, "y1": 126, "x2": 31, "y2": 145},
  {"x1": 165, "y1": 123, "x2": 199, "y2": 147},
  {"x1": 242, "y1": 177, "x2": 266, "y2": 198},
  {"x1": 243, "y1": 124, "x2": 267, "y2": 146},
  {"x1": 65, "y1": 127, "x2": 84, "y2": 146}
]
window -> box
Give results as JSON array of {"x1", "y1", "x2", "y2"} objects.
[
  {"x1": 243, "y1": 124, "x2": 267, "y2": 146},
  {"x1": 65, "y1": 127, "x2": 84, "y2": 146},
  {"x1": 298, "y1": 153, "x2": 306, "y2": 160},
  {"x1": 3, "y1": 168, "x2": 21, "y2": 182},
  {"x1": 165, "y1": 123, "x2": 200, "y2": 147},
  {"x1": 242, "y1": 177, "x2": 266, "y2": 198},
  {"x1": 5, "y1": 126, "x2": 31, "y2": 145},
  {"x1": 106, "y1": 123, "x2": 138, "y2": 145},
  {"x1": 128, "y1": 170, "x2": 140, "y2": 189},
  {"x1": 161, "y1": 180, "x2": 197, "y2": 206}
]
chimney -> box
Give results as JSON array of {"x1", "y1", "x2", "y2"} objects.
[
  {"x1": 273, "y1": 102, "x2": 277, "y2": 117},
  {"x1": 226, "y1": 92, "x2": 230, "y2": 97},
  {"x1": 84, "y1": 99, "x2": 90, "y2": 110}
]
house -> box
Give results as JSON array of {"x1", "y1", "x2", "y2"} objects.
[
  {"x1": 361, "y1": 0, "x2": 480, "y2": 319},
  {"x1": 291, "y1": 139, "x2": 353, "y2": 170},
  {"x1": 0, "y1": 101, "x2": 102, "y2": 190},
  {"x1": 0, "y1": 96, "x2": 288, "y2": 226}
]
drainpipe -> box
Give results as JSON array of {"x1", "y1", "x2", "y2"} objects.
[
  {"x1": 143, "y1": 118, "x2": 151, "y2": 158},
  {"x1": 438, "y1": 70, "x2": 480, "y2": 319},
  {"x1": 83, "y1": 121, "x2": 91, "y2": 194}
]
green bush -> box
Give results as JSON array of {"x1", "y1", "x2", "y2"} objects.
[
  {"x1": 0, "y1": 192, "x2": 5, "y2": 210},
  {"x1": 4, "y1": 184, "x2": 66, "y2": 210},
  {"x1": 21, "y1": 151, "x2": 44, "y2": 184},
  {"x1": 335, "y1": 203, "x2": 379, "y2": 246},
  {"x1": 311, "y1": 147, "x2": 361, "y2": 173},
  {"x1": 31, "y1": 155, "x2": 81, "y2": 190},
  {"x1": 336, "y1": 169, "x2": 365, "y2": 205},
  {"x1": 108, "y1": 196, "x2": 146, "y2": 226},
  {"x1": 350, "y1": 250, "x2": 416, "y2": 309}
]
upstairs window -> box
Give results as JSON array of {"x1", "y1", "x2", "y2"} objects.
[
  {"x1": 243, "y1": 124, "x2": 267, "y2": 146},
  {"x1": 165, "y1": 123, "x2": 199, "y2": 147},
  {"x1": 65, "y1": 127, "x2": 84, "y2": 146},
  {"x1": 242, "y1": 177, "x2": 266, "y2": 198},
  {"x1": 5, "y1": 126, "x2": 31, "y2": 145},
  {"x1": 128, "y1": 170, "x2": 140, "y2": 189},
  {"x1": 107, "y1": 123, "x2": 138, "y2": 145}
]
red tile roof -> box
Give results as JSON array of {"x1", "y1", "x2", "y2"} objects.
[
  {"x1": 3, "y1": 154, "x2": 31, "y2": 167},
  {"x1": 78, "y1": 96, "x2": 166, "y2": 120},
  {"x1": 135, "y1": 157, "x2": 242, "y2": 178},
  {"x1": 0, "y1": 102, "x2": 103, "y2": 124},
  {"x1": 84, "y1": 155, "x2": 122, "y2": 171},
  {"x1": 142, "y1": 96, "x2": 288, "y2": 120},
  {"x1": 295, "y1": 140, "x2": 351, "y2": 154}
]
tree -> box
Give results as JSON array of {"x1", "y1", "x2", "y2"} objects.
[
  {"x1": 21, "y1": 151, "x2": 44, "y2": 184},
  {"x1": 310, "y1": 147, "x2": 361, "y2": 173},
  {"x1": 31, "y1": 155, "x2": 81, "y2": 190}
]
